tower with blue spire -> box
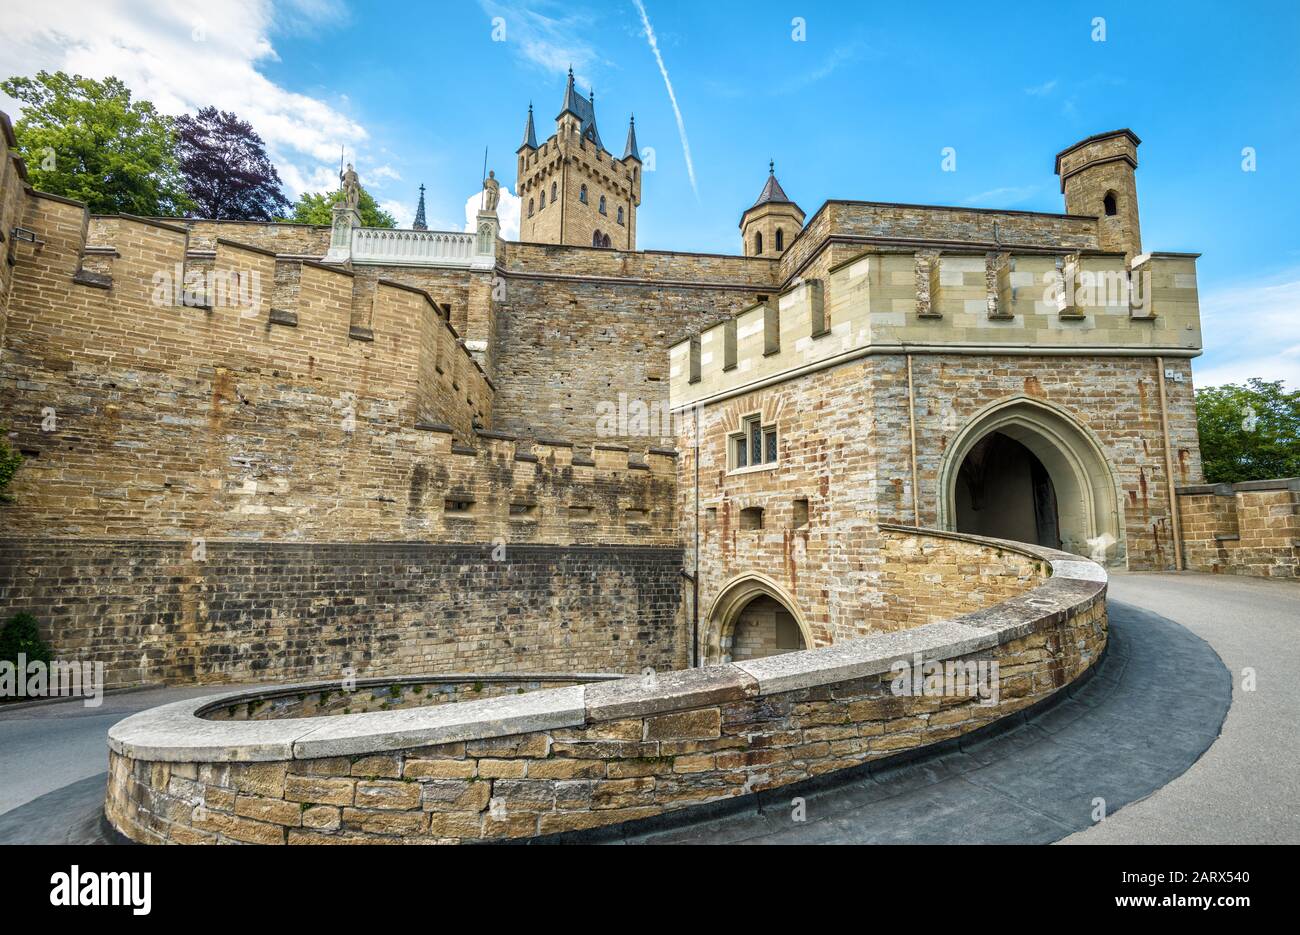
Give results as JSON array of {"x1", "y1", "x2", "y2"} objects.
[
  {"x1": 412, "y1": 184, "x2": 427, "y2": 231},
  {"x1": 516, "y1": 67, "x2": 642, "y2": 249}
]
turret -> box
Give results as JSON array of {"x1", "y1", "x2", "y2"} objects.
[
  {"x1": 1055, "y1": 129, "x2": 1142, "y2": 260},
  {"x1": 516, "y1": 69, "x2": 642, "y2": 250},
  {"x1": 519, "y1": 103, "x2": 538, "y2": 153},
  {"x1": 739, "y1": 161, "x2": 803, "y2": 258},
  {"x1": 624, "y1": 115, "x2": 640, "y2": 163}
]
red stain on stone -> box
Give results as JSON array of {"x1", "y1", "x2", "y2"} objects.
[{"x1": 1024, "y1": 376, "x2": 1045, "y2": 398}]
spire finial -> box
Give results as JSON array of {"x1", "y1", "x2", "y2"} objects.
[
  {"x1": 769, "y1": 159, "x2": 775, "y2": 175},
  {"x1": 412, "y1": 183, "x2": 428, "y2": 231}
]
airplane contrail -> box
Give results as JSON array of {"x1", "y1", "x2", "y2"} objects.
[{"x1": 632, "y1": 0, "x2": 697, "y2": 198}]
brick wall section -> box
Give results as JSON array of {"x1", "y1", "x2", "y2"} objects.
[
  {"x1": 102, "y1": 533, "x2": 1106, "y2": 844},
  {"x1": 1178, "y1": 479, "x2": 1300, "y2": 577},
  {"x1": 491, "y1": 250, "x2": 772, "y2": 446},
  {"x1": 0, "y1": 540, "x2": 687, "y2": 689},
  {"x1": 889, "y1": 354, "x2": 1201, "y2": 570},
  {"x1": 153, "y1": 218, "x2": 332, "y2": 255},
  {"x1": 0, "y1": 115, "x2": 30, "y2": 349},
  {"x1": 874, "y1": 529, "x2": 1045, "y2": 628}
]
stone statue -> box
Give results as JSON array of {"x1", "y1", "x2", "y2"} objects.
[
  {"x1": 482, "y1": 170, "x2": 500, "y2": 212},
  {"x1": 342, "y1": 162, "x2": 360, "y2": 212}
]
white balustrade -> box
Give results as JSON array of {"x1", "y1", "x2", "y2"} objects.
[{"x1": 349, "y1": 227, "x2": 490, "y2": 268}]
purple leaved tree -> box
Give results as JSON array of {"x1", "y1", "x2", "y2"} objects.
[{"x1": 176, "y1": 106, "x2": 291, "y2": 220}]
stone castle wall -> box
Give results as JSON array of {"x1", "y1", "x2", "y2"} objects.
[
  {"x1": 0, "y1": 159, "x2": 686, "y2": 687},
  {"x1": 102, "y1": 532, "x2": 1106, "y2": 845},
  {"x1": 1177, "y1": 478, "x2": 1300, "y2": 577},
  {"x1": 491, "y1": 243, "x2": 776, "y2": 447},
  {"x1": 0, "y1": 539, "x2": 685, "y2": 689}
]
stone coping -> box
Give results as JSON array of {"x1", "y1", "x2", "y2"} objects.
[
  {"x1": 1177, "y1": 477, "x2": 1300, "y2": 496},
  {"x1": 108, "y1": 529, "x2": 1105, "y2": 767}
]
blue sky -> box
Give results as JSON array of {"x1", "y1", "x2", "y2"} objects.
[{"x1": 2, "y1": 0, "x2": 1298, "y2": 387}]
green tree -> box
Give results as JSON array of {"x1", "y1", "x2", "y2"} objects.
[
  {"x1": 284, "y1": 187, "x2": 396, "y2": 228},
  {"x1": 0, "y1": 426, "x2": 22, "y2": 503},
  {"x1": 1, "y1": 71, "x2": 191, "y2": 215},
  {"x1": 1195, "y1": 378, "x2": 1300, "y2": 483}
]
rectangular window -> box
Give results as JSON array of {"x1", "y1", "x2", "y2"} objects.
[{"x1": 730, "y1": 414, "x2": 779, "y2": 471}]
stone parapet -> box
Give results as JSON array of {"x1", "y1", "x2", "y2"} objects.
[
  {"x1": 1177, "y1": 477, "x2": 1300, "y2": 577},
  {"x1": 103, "y1": 529, "x2": 1107, "y2": 844},
  {"x1": 670, "y1": 247, "x2": 1202, "y2": 411}
]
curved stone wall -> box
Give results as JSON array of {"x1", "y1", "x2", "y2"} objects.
[{"x1": 105, "y1": 529, "x2": 1107, "y2": 845}]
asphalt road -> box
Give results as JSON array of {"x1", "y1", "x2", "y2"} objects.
[{"x1": 1063, "y1": 572, "x2": 1299, "y2": 844}]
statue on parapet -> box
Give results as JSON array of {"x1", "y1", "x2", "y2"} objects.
[
  {"x1": 482, "y1": 170, "x2": 500, "y2": 213},
  {"x1": 342, "y1": 162, "x2": 361, "y2": 212}
]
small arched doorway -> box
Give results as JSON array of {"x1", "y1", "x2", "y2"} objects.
[
  {"x1": 731, "y1": 595, "x2": 805, "y2": 661},
  {"x1": 954, "y1": 431, "x2": 1060, "y2": 548},
  {"x1": 703, "y1": 574, "x2": 811, "y2": 664},
  {"x1": 939, "y1": 397, "x2": 1122, "y2": 562}
]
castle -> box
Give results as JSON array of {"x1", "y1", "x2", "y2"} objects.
[{"x1": 6, "y1": 75, "x2": 1288, "y2": 695}]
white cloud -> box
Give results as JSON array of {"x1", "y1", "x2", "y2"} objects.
[
  {"x1": 1024, "y1": 79, "x2": 1058, "y2": 96},
  {"x1": 478, "y1": 0, "x2": 600, "y2": 87},
  {"x1": 781, "y1": 41, "x2": 867, "y2": 93},
  {"x1": 369, "y1": 164, "x2": 402, "y2": 183},
  {"x1": 0, "y1": 0, "x2": 367, "y2": 202},
  {"x1": 380, "y1": 199, "x2": 413, "y2": 229},
  {"x1": 463, "y1": 185, "x2": 520, "y2": 241},
  {"x1": 632, "y1": 0, "x2": 696, "y2": 197},
  {"x1": 1194, "y1": 272, "x2": 1300, "y2": 389},
  {"x1": 962, "y1": 185, "x2": 1039, "y2": 207}
]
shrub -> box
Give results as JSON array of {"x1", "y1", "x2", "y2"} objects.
[
  {"x1": 0, "y1": 425, "x2": 22, "y2": 503},
  {"x1": 0, "y1": 612, "x2": 52, "y2": 666}
]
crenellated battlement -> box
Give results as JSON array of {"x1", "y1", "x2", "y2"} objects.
[
  {"x1": 669, "y1": 245, "x2": 1202, "y2": 408},
  {"x1": 0, "y1": 188, "x2": 680, "y2": 546}
]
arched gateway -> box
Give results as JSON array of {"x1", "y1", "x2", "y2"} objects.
[
  {"x1": 940, "y1": 396, "x2": 1122, "y2": 563},
  {"x1": 703, "y1": 574, "x2": 812, "y2": 664}
]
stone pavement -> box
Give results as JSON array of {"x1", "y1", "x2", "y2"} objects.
[{"x1": 2, "y1": 572, "x2": 1293, "y2": 845}]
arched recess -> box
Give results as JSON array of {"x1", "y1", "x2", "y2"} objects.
[
  {"x1": 703, "y1": 573, "x2": 813, "y2": 665},
  {"x1": 938, "y1": 396, "x2": 1123, "y2": 563}
]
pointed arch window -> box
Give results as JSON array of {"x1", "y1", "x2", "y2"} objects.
[
  {"x1": 754, "y1": 232, "x2": 763, "y2": 255},
  {"x1": 592, "y1": 229, "x2": 602, "y2": 247},
  {"x1": 599, "y1": 194, "x2": 607, "y2": 215},
  {"x1": 1103, "y1": 191, "x2": 1118, "y2": 216},
  {"x1": 528, "y1": 198, "x2": 534, "y2": 217},
  {"x1": 579, "y1": 184, "x2": 588, "y2": 204},
  {"x1": 617, "y1": 206, "x2": 625, "y2": 225},
  {"x1": 551, "y1": 181, "x2": 558, "y2": 201},
  {"x1": 539, "y1": 189, "x2": 546, "y2": 208},
  {"x1": 775, "y1": 228, "x2": 784, "y2": 251}
]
